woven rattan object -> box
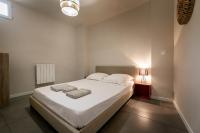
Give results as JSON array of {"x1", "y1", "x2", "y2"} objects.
[{"x1": 177, "y1": 0, "x2": 195, "y2": 25}]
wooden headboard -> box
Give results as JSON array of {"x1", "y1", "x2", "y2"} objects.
[{"x1": 96, "y1": 66, "x2": 137, "y2": 77}]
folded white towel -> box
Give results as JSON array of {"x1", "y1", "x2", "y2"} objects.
[
  {"x1": 51, "y1": 84, "x2": 77, "y2": 92},
  {"x1": 66, "y1": 89, "x2": 91, "y2": 99}
]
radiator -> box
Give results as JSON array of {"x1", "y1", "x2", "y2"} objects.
[{"x1": 36, "y1": 64, "x2": 55, "y2": 85}]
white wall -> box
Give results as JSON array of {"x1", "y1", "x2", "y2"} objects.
[
  {"x1": 88, "y1": 1, "x2": 174, "y2": 99},
  {"x1": 0, "y1": 2, "x2": 79, "y2": 96},
  {"x1": 150, "y1": 0, "x2": 174, "y2": 100},
  {"x1": 75, "y1": 26, "x2": 89, "y2": 78},
  {"x1": 174, "y1": 0, "x2": 200, "y2": 132},
  {"x1": 88, "y1": 3, "x2": 151, "y2": 72}
]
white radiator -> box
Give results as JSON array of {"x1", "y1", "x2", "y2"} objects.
[{"x1": 36, "y1": 64, "x2": 55, "y2": 85}]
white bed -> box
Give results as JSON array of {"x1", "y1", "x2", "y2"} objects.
[{"x1": 32, "y1": 79, "x2": 134, "y2": 129}]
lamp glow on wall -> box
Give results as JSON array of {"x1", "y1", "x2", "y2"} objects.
[
  {"x1": 139, "y1": 68, "x2": 149, "y2": 84},
  {"x1": 60, "y1": 0, "x2": 80, "y2": 17}
]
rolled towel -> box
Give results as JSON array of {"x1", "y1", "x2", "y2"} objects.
[
  {"x1": 66, "y1": 89, "x2": 91, "y2": 99},
  {"x1": 51, "y1": 84, "x2": 77, "y2": 92}
]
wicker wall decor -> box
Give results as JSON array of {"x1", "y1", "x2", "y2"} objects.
[{"x1": 177, "y1": 0, "x2": 195, "y2": 25}]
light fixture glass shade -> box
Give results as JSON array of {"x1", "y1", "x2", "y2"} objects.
[
  {"x1": 60, "y1": 0, "x2": 80, "y2": 17},
  {"x1": 139, "y1": 69, "x2": 148, "y2": 76},
  {"x1": 62, "y1": 7, "x2": 78, "y2": 16}
]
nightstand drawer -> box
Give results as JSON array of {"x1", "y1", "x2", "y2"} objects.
[{"x1": 134, "y1": 84, "x2": 151, "y2": 99}]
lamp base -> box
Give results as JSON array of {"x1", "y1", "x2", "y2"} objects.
[{"x1": 141, "y1": 76, "x2": 147, "y2": 84}]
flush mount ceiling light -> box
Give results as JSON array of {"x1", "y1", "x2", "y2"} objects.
[{"x1": 60, "y1": 0, "x2": 80, "y2": 17}]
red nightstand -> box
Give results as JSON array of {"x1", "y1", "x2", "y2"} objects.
[{"x1": 133, "y1": 83, "x2": 151, "y2": 99}]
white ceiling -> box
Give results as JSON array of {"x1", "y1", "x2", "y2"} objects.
[{"x1": 13, "y1": 0, "x2": 149, "y2": 26}]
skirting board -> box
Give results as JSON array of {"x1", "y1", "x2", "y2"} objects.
[
  {"x1": 173, "y1": 101, "x2": 194, "y2": 133},
  {"x1": 10, "y1": 91, "x2": 33, "y2": 99},
  {"x1": 151, "y1": 96, "x2": 173, "y2": 102}
]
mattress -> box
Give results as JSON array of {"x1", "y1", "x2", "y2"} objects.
[{"x1": 33, "y1": 79, "x2": 134, "y2": 129}]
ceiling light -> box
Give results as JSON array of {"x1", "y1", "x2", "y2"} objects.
[{"x1": 60, "y1": 0, "x2": 80, "y2": 17}]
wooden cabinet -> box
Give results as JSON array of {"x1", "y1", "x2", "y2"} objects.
[
  {"x1": 0, "y1": 53, "x2": 9, "y2": 107},
  {"x1": 134, "y1": 83, "x2": 151, "y2": 99}
]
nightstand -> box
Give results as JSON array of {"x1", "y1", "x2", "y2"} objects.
[{"x1": 133, "y1": 83, "x2": 151, "y2": 99}]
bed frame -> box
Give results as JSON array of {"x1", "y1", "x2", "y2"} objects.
[{"x1": 30, "y1": 66, "x2": 136, "y2": 133}]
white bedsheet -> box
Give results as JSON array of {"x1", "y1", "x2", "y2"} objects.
[{"x1": 33, "y1": 79, "x2": 134, "y2": 129}]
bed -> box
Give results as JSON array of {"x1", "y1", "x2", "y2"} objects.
[{"x1": 30, "y1": 66, "x2": 136, "y2": 133}]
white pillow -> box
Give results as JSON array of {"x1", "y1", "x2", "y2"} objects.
[
  {"x1": 102, "y1": 74, "x2": 134, "y2": 85},
  {"x1": 86, "y1": 73, "x2": 109, "y2": 81}
]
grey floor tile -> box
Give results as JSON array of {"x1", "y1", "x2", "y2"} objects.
[
  {"x1": 99, "y1": 111, "x2": 187, "y2": 133},
  {"x1": 0, "y1": 104, "x2": 30, "y2": 124},
  {"x1": 133, "y1": 97, "x2": 161, "y2": 105},
  {"x1": 98, "y1": 111, "x2": 133, "y2": 133},
  {"x1": 160, "y1": 101, "x2": 176, "y2": 109},
  {"x1": 128, "y1": 100, "x2": 187, "y2": 131},
  {"x1": 10, "y1": 95, "x2": 30, "y2": 103},
  {"x1": 27, "y1": 107, "x2": 57, "y2": 133},
  {"x1": 0, "y1": 96, "x2": 31, "y2": 124},
  {"x1": 0, "y1": 125, "x2": 11, "y2": 133},
  {"x1": 0, "y1": 113, "x2": 6, "y2": 128},
  {"x1": 8, "y1": 117, "x2": 43, "y2": 133}
]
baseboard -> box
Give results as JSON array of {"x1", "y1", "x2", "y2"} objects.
[
  {"x1": 10, "y1": 91, "x2": 33, "y2": 99},
  {"x1": 173, "y1": 101, "x2": 194, "y2": 133},
  {"x1": 151, "y1": 96, "x2": 173, "y2": 102}
]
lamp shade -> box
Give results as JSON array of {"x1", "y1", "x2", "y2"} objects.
[
  {"x1": 139, "y1": 69, "x2": 148, "y2": 76},
  {"x1": 60, "y1": 0, "x2": 80, "y2": 17}
]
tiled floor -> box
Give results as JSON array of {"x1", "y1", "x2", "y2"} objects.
[{"x1": 0, "y1": 95, "x2": 188, "y2": 133}]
